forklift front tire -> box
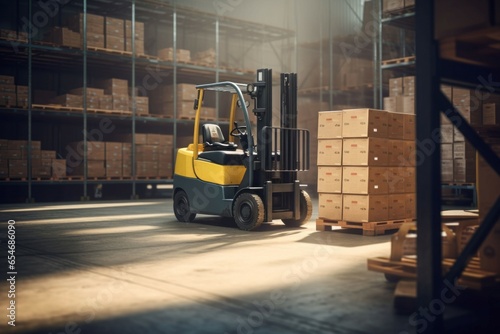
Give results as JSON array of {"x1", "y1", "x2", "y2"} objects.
[
  {"x1": 282, "y1": 190, "x2": 313, "y2": 227},
  {"x1": 174, "y1": 190, "x2": 196, "y2": 222},
  {"x1": 233, "y1": 193, "x2": 264, "y2": 231}
]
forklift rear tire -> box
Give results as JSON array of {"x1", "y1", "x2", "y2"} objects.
[
  {"x1": 174, "y1": 190, "x2": 196, "y2": 222},
  {"x1": 282, "y1": 190, "x2": 313, "y2": 227},
  {"x1": 233, "y1": 193, "x2": 264, "y2": 231}
]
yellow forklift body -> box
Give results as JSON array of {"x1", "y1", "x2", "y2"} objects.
[{"x1": 175, "y1": 147, "x2": 246, "y2": 186}]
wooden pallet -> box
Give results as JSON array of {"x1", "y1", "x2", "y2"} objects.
[
  {"x1": 367, "y1": 256, "x2": 499, "y2": 290},
  {"x1": 32, "y1": 104, "x2": 134, "y2": 116},
  {"x1": 316, "y1": 218, "x2": 414, "y2": 236},
  {"x1": 87, "y1": 46, "x2": 133, "y2": 56},
  {"x1": 381, "y1": 56, "x2": 416, "y2": 66},
  {"x1": 341, "y1": 83, "x2": 374, "y2": 91}
]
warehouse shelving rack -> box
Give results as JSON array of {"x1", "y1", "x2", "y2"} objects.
[
  {"x1": 0, "y1": 0, "x2": 295, "y2": 202},
  {"x1": 415, "y1": 1, "x2": 500, "y2": 333}
]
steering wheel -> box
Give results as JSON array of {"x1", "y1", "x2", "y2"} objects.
[{"x1": 230, "y1": 125, "x2": 247, "y2": 137}]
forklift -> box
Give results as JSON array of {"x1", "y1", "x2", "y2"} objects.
[{"x1": 173, "y1": 68, "x2": 312, "y2": 230}]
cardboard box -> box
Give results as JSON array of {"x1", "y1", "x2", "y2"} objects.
[
  {"x1": 133, "y1": 96, "x2": 149, "y2": 114},
  {"x1": 453, "y1": 127, "x2": 465, "y2": 142},
  {"x1": 105, "y1": 142, "x2": 123, "y2": 161},
  {"x1": 342, "y1": 166, "x2": 389, "y2": 195},
  {"x1": 387, "y1": 112, "x2": 404, "y2": 139},
  {"x1": 136, "y1": 145, "x2": 160, "y2": 161},
  {"x1": 403, "y1": 76, "x2": 415, "y2": 96},
  {"x1": 8, "y1": 160, "x2": 27, "y2": 178},
  {"x1": 86, "y1": 33, "x2": 105, "y2": 48},
  {"x1": 158, "y1": 48, "x2": 191, "y2": 62},
  {"x1": 440, "y1": 124, "x2": 454, "y2": 143},
  {"x1": 99, "y1": 95, "x2": 113, "y2": 110},
  {"x1": 125, "y1": 20, "x2": 145, "y2": 40},
  {"x1": 342, "y1": 109, "x2": 388, "y2": 138},
  {"x1": 105, "y1": 35, "x2": 124, "y2": 51},
  {"x1": 47, "y1": 27, "x2": 81, "y2": 48},
  {"x1": 483, "y1": 103, "x2": 500, "y2": 125},
  {"x1": 112, "y1": 94, "x2": 130, "y2": 111},
  {"x1": 68, "y1": 13, "x2": 105, "y2": 35},
  {"x1": 403, "y1": 141, "x2": 416, "y2": 166},
  {"x1": 317, "y1": 166, "x2": 342, "y2": 193},
  {"x1": 0, "y1": 84, "x2": 16, "y2": 93},
  {"x1": 161, "y1": 84, "x2": 198, "y2": 102},
  {"x1": 193, "y1": 48, "x2": 216, "y2": 66},
  {"x1": 453, "y1": 141, "x2": 475, "y2": 160},
  {"x1": 101, "y1": 78, "x2": 128, "y2": 95},
  {"x1": 403, "y1": 167, "x2": 416, "y2": 193},
  {"x1": 384, "y1": 97, "x2": 397, "y2": 113},
  {"x1": 0, "y1": 75, "x2": 15, "y2": 85},
  {"x1": 51, "y1": 94, "x2": 83, "y2": 108},
  {"x1": 441, "y1": 159, "x2": 454, "y2": 183},
  {"x1": 387, "y1": 139, "x2": 405, "y2": 166},
  {"x1": 342, "y1": 138, "x2": 388, "y2": 166},
  {"x1": 0, "y1": 158, "x2": 8, "y2": 177},
  {"x1": 105, "y1": 17, "x2": 124, "y2": 37},
  {"x1": 453, "y1": 158, "x2": 476, "y2": 183},
  {"x1": 69, "y1": 160, "x2": 105, "y2": 177},
  {"x1": 317, "y1": 139, "x2": 342, "y2": 166},
  {"x1": 387, "y1": 167, "x2": 406, "y2": 194},
  {"x1": 136, "y1": 161, "x2": 158, "y2": 177},
  {"x1": 342, "y1": 194, "x2": 389, "y2": 222},
  {"x1": 388, "y1": 194, "x2": 407, "y2": 220},
  {"x1": 32, "y1": 165, "x2": 52, "y2": 178},
  {"x1": 0, "y1": 92, "x2": 16, "y2": 106},
  {"x1": 125, "y1": 39, "x2": 145, "y2": 54},
  {"x1": 158, "y1": 160, "x2": 173, "y2": 178},
  {"x1": 318, "y1": 193, "x2": 343, "y2": 220},
  {"x1": 403, "y1": 114, "x2": 415, "y2": 140},
  {"x1": 0, "y1": 139, "x2": 8, "y2": 150},
  {"x1": 67, "y1": 141, "x2": 105, "y2": 161},
  {"x1": 401, "y1": 95, "x2": 415, "y2": 114},
  {"x1": 70, "y1": 87, "x2": 105, "y2": 96},
  {"x1": 441, "y1": 143, "x2": 453, "y2": 160},
  {"x1": 389, "y1": 77, "x2": 404, "y2": 96},
  {"x1": 318, "y1": 111, "x2": 343, "y2": 139},
  {"x1": 106, "y1": 160, "x2": 123, "y2": 177},
  {"x1": 405, "y1": 193, "x2": 416, "y2": 219},
  {"x1": 146, "y1": 134, "x2": 174, "y2": 146},
  {"x1": 41, "y1": 150, "x2": 56, "y2": 160},
  {"x1": 51, "y1": 159, "x2": 67, "y2": 177}
]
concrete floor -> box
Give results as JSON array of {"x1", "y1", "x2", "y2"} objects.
[{"x1": 0, "y1": 199, "x2": 492, "y2": 334}]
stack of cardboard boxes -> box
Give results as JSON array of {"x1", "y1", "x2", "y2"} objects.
[
  {"x1": 150, "y1": 83, "x2": 216, "y2": 119},
  {"x1": 0, "y1": 139, "x2": 66, "y2": 179},
  {"x1": 125, "y1": 20, "x2": 145, "y2": 55},
  {"x1": 383, "y1": 0, "x2": 415, "y2": 13},
  {"x1": 66, "y1": 134, "x2": 173, "y2": 178},
  {"x1": 67, "y1": 13, "x2": 105, "y2": 48},
  {"x1": 317, "y1": 109, "x2": 416, "y2": 224},
  {"x1": 0, "y1": 75, "x2": 28, "y2": 108},
  {"x1": 158, "y1": 48, "x2": 191, "y2": 62},
  {"x1": 193, "y1": 48, "x2": 216, "y2": 66},
  {"x1": 383, "y1": 76, "x2": 415, "y2": 114}
]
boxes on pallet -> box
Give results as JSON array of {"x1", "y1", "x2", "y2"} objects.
[
  {"x1": 136, "y1": 161, "x2": 158, "y2": 177},
  {"x1": 125, "y1": 39, "x2": 145, "y2": 54},
  {"x1": 342, "y1": 109, "x2": 388, "y2": 138},
  {"x1": 317, "y1": 139, "x2": 342, "y2": 166},
  {"x1": 106, "y1": 35, "x2": 124, "y2": 51},
  {"x1": 67, "y1": 13, "x2": 105, "y2": 35},
  {"x1": 0, "y1": 158, "x2": 8, "y2": 177},
  {"x1": 403, "y1": 114, "x2": 415, "y2": 140},
  {"x1": 193, "y1": 48, "x2": 216, "y2": 66},
  {"x1": 8, "y1": 160, "x2": 28, "y2": 178},
  {"x1": 158, "y1": 48, "x2": 191, "y2": 62},
  {"x1": 318, "y1": 111, "x2": 342, "y2": 139},
  {"x1": 387, "y1": 167, "x2": 405, "y2": 194},
  {"x1": 388, "y1": 194, "x2": 407, "y2": 220},
  {"x1": 106, "y1": 160, "x2": 122, "y2": 177},
  {"x1": 52, "y1": 159, "x2": 67, "y2": 177},
  {"x1": 51, "y1": 94, "x2": 82, "y2": 108},
  {"x1": 0, "y1": 75, "x2": 15, "y2": 85},
  {"x1": 403, "y1": 167, "x2": 416, "y2": 193},
  {"x1": 112, "y1": 94, "x2": 130, "y2": 111},
  {"x1": 387, "y1": 140, "x2": 405, "y2": 166},
  {"x1": 318, "y1": 193, "x2": 343, "y2": 220},
  {"x1": 389, "y1": 77, "x2": 403, "y2": 96},
  {"x1": 99, "y1": 95, "x2": 113, "y2": 110},
  {"x1": 482, "y1": 103, "x2": 500, "y2": 125},
  {"x1": 342, "y1": 166, "x2": 389, "y2": 195},
  {"x1": 317, "y1": 166, "x2": 342, "y2": 193},
  {"x1": 125, "y1": 20, "x2": 145, "y2": 41},
  {"x1": 67, "y1": 141, "x2": 105, "y2": 161},
  {"x1": 441, "y1": 143, "x2": 453, "y2": 160},
  {"x1": 343, "y1": 194, "x2": 389, "y2": 222},
  {"x1": 405, "y1": 193, "x2": 416, "y2": 219},
  {"x1": 403, "y1": 76, "x2": 415, "y2": 96},
  {"x1": 68, "y1": 160, "x2": 105, "y2": 177},
  {"x1": 387, "y1": 112, "x2": 404, "y2": 139},
  {"x1": 342, "y1": 138, "x2": 388, "y2": 166}
]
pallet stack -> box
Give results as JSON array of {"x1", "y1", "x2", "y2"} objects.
[
  {"x1": 0, "y1": 75, "x2": 29, "y2": 108},
  {"x1": 316, "y1": 109, "x2": 416, "y2": 235},
  {"x1": 0, "y1": 139, "x2": 66, "y2": 179}
]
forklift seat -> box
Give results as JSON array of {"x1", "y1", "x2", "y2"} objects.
[{"x1": 201, "y1": 124, "x2": 238, "y2": 151}]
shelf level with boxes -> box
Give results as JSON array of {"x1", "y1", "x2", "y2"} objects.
[{"x1": 0, "y1": 0, "x2": 295, "y2": 202}]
